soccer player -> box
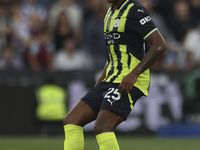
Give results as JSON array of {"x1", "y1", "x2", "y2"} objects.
[{"x1": 63, "y1": 0, "x2": 167, "y2": 149}]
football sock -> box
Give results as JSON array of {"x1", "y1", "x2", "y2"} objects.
[
  {"x1": 96, "y1": 132, "x2": 120, "y2": 150},
  {"x1": 64, "y1": 124, "x2": 84, "y2": 150}
]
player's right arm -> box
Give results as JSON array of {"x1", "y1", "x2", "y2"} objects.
[
  {"x1": 118, "y1": 30, "x2": 167, "y2": 95},
  {"x1": 118, "y1": 4, "x2": 167, "y2": 95},
  {"x1": 95, "y1": 63, "x2": 107, "y2": 86}
]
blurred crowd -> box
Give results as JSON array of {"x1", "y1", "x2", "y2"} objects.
[{"x1": 0, "y1": 0, "x2": 200, "y2": 72}]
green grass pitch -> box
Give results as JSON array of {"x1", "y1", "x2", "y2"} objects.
[{"x1": 0, "y1": 135, "x2": 200, "y2": 150}]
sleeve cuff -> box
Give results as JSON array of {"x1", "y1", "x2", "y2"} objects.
[{"x1": 143, "y1": 28, "x2": 158, "y2": 40}]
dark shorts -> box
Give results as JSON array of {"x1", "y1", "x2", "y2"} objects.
[{"x1": 81, "y1": 82, "x2": 143, "y2": 120}]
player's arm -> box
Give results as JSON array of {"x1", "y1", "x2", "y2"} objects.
[
  {"x1": 95, "y1": 63, "x2": 107, "y2": 86},
  {"x1": 118, "y1": 30, "x2": 167, "y2": 94},
  {"x1": 134, "y1": 30, "x2": 167, "y2": 75}
]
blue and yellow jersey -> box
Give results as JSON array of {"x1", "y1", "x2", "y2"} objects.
[{"x1": 103, "y1": 0, "x2": 158, "y2": 96}]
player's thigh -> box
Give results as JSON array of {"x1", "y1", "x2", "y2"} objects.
[
  {"x1": 64, "y1": 100, "x2": 97, "y2": 127},
  {"x1": 94, "y1": 109, "x2": 124, "y2": 135}
]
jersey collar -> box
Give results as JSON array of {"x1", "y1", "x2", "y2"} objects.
[{"x1": 111, "y1": 0, "x2": 130, "y2": 11}]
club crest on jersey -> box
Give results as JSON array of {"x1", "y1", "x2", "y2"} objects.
[{"x1": 114, "y1": 18, "x2": 120, "y2": 27}]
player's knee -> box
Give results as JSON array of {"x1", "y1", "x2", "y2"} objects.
[
  {"x1": 63, "y1": 114, "x2": 83, "y2": 126},
  {"x1": 94, "y1": 123, "x2": 108, "y2": 135},
  {"x1": 63, "y1": 114, "x2": 72, "y2": 126}
]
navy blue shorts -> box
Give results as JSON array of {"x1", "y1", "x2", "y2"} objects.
[{"x1": 81, "y1": 82, "x2": 143, "y2": 120}]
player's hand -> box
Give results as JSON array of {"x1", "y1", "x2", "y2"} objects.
[{"x1": 118, "y1": 73, "x2": 138, "y2": 95}]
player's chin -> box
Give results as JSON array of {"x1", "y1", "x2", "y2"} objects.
[{"x1": 107, "y1": 0, "x2": 118, "y2": 3}]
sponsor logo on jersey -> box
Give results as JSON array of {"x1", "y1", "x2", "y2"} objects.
[
  {"x1": 139, "y1": 16, "x2": 151, "y2": 25},
  {"x1": 104, "y1": 32, "x2": 121, "y2": 45},
  {"x1": 104, "y1": 32, "x2": 121, "y2": 40}
]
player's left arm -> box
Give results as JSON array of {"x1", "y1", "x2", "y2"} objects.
[{"x1": 118, "y1": 30, "x2": 167, "y2": 94}]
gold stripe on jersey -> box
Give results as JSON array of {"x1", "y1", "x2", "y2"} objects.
[
  {"x1": 104, "y1": 7, "x2": 111, "y2": 23},
  {"x1": 106, "y1": 46, "x2": 112, "y2": 79},
  {"x1": 128, "y1": 93, "x2": 134, "y2": 109},
  {"x1": 106, "y1": 45, "x2": 129, "y2": 82},
  {"x1": 111, "y1": 53, "x2": 150, "y2": 96},
  {"x1": 118, "y1": 3, "x2": 134, "y2": 32},
  {"x1": 106, "y1": 45, "x2": 118, "y2": 81},
  {"x1": 129, "y1": 53, "x2": 149, "y2": 96},
  {"x1": 104, "y1": 9, "x2": 112, "y2": 32},
  {"x1": 120, "y1": 45, "x2": 129, "y2": 71},
  {"x1": 106, "y1": 4, "x2": 135, "y2": 82}
]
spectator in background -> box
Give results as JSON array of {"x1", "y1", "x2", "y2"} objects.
[
  {"x1": 49, "y1": 0, "x2": 82, "y2": 40},
  {"x1": 21, "y1": 0, "x2": 47, "y2": 21},
  {"x1": 162, "y1": 0, "x2": 195, "y2": 71},
  {"x1": 25, "y1": 31, "x2": 54, "y2": 71},
  {"x1": 150, "y1": 44, "x2": 178, "y2": 72},
  {"x1": 0, "y1": 45, "x2": 24, "y2": 70},
  {"x1": 25, "y1": 14, "x2": 54, "y2": 71},
  {"x1": 10, "y1": 3, "x2": 30, "y2": 54},
  {"x1": 168, "y1": 0, "x2": 192, "y2": 43},
  {"x1": 0, "y1": 4, "x2": 12, "y2": 53},
  {"x1": 190, "y1": 0, "x2": 200, "y2": 27},
  {"x1": 184, "y1": 22, "x2": 200, "y2": 72},
  {"x1": 138, "y1": 0, "x2": 178, "y2": 72},
  {"x1": 84, "y1": 0, "x2": 110, "y2": 69},
  {"x1": 36, "y1": 0, "x2": 55, "y2": 9},
  {"x1": 152, "y1": 0, "x2": 174, "y2": 22},
  {"x1": 53, "y1": 37, "x2": 92, "y2": 71},
  {"x1": 53, "y1": 12, "x2": 77, "y2": 51}
]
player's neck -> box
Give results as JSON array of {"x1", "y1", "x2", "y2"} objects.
[{"x1": 112, "y1": 0, "x2": 126, "y2": 10}]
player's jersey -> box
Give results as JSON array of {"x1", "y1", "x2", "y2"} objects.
[{"x1": 103, "y1": 0, "x2": 158, "y2": 96}]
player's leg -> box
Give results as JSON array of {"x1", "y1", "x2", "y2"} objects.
[
  {"x1": 64, "y1": 100, "x2": 97, "y2": 126},
  {"x1": 94, "y1": 109, "x2": 124, "y2": 150},
  {"x1": 94, "y1": 84, "x2": 144, "y2": 150},
  {"x1": 63, "y1": 83, "x2": 104, "y2": 150},
  {"x1": 63, "y1": 100, "x2": 97, "y2": 150}
]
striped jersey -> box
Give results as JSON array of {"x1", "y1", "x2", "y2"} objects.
[{"x1": 103, "y1": 0, "x2": 158, "y2": 96}]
